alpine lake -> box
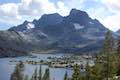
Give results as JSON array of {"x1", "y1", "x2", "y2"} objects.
[{"x1": 0, "y1": 53, "x2": 95, "y2": 80}]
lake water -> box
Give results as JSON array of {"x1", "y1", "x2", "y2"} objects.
[{"x1": 0, "y1": 54, "x2": 73, "y2": 80}]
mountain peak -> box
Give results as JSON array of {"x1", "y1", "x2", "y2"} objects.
[
  {"x1": 40, "y1": 13, "x2": 62, "y2": 19},
  {"x1": 23, "y1": 20, "x2": 29, "y2": 24},
  {"x1": 8, "y1": 8, "x2": 110, "y2": 53},
  {"x1": 37, "y1": 13, "x2": 63, "y2": 27},
  {"x1": 70, "y1": 8, "x2": 89, "y2": 17},
  {"x1": 70, "y1": 8, "x2": 81, "y2": 13},
  {"x1": 66, "y1": 8, "x2": 90, "y2": 25}
]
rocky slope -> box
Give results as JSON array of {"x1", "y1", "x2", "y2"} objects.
[
  {"x1": 0, "y1": 31, "x2": 29, "y2": 57},
  {"x1": 8, "y1": 9, "x2": 110, "y2": 54}
]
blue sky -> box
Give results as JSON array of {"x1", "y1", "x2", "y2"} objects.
[
  {"x1": 0, "y1": 0, "x2": 20, "y2": 4},
  {"x1": 0, "y1": 0, "x2": 120, "y2": 31}
]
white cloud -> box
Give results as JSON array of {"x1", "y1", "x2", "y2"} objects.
[
  {"x1": 0, "y1": 3, "x2": 21, "y2": 24},
  {"x1": 19, "y1": 0, "x2": 59, "y2": 16},
  {"x1": 82, "y1": 0, "x2": 120, "y2": 31},
  {"x1": 101, "y1": 0, "x2": 120, "y2": 13},
  {"x1": 99, "y1": 0, "x2": 120, "y2": 31},
  {"x1": 19, "y1": 0, "x2": 57, "y2": 16},
  {"x1": 0, "y1": 0, "x2": 69, "y2": 25},
  {"x1": 56, "y1": 1, "x2": 69, "y2": 16},
  {"x1": 102, "y1": 14, "x2": 120, "y2": 31},
  {"x1": 0, "y1": 0, "x2": 120, "y2": 31}
]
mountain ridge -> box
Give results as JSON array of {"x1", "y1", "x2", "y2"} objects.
[{"x1": 8, "y1": 8, "x2": 110, "y2": 54}]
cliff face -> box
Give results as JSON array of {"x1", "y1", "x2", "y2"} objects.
[{"x1": 0, "y1": 31, "x2": 29, "y2": 57}]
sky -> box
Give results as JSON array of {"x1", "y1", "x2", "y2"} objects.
[{"x1": 0, "y1": 0, "x2": 120, "y2": 31}]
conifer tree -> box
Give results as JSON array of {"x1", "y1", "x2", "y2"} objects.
[
  {"x1": 86, "y1": 62, "x2": 90, "y2": 80},
  {"x1": 19, "y1": 61, "x2": 24, "y2": 69},
  {"x1": 38, "y1": 65, "x2": 42, "y2": 80},
  {"x1": 117, "y1": 39, "x2": 120, "y2": 54},
  {"x1": 10, "y1": 63, "x2": 24, "y2": 80},
  {"x1": 64, "y1": 71, "x2": 68, "y2": 80},
  {"x1": 116, "y1": 39, "x2": 120, "y2": 76},
  {"x1": 71, "y1": 64, "x2": 81, "y2": 80},
  {"x1": 90, "y1": 63, "x2": 103, "y2": 80},
  {"x1": 33, "y1": 67, "x2": 38, "y2": 80},
  {"x1": 102, "y1": 30, "x2": 113, "y2": 80},
  {"x1": 42, "y1": 68, "x2": 50, "y2": 80}
]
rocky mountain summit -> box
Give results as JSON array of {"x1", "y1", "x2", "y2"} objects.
[
  {"x1": 8, "y1": 9, "x2": 109, "y2": 54},
  {"x1": 0, "y1": 9, "x2": 112, "y2": 57}
]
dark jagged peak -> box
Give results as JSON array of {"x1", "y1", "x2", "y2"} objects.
[
  {"x1": 69, "y1": 8, "x2": 89, "y2": 18},
  {"x1": 23, "y1": 20, "x2": 29, "y2": 25},
  {"x1": 93, "y1": 19, "x2": 102, "y2": 24},
  {"x1": 8, "y1": 20, "x2": 33, "y2": 32},
  {"x1": 32, "y1": 19, "x2": 38, "y2": 24},
  {"x1": 40, "y1": 13, "x2": 62, "y2": 19},
  {"x1": 36, "y1": 13, "x2": 63, "y2": 27},
  {"x1": 70, "y1": 8, "x2": 88, "y2": 15},
  {"x1": 66, "y1": 8, "x2": 91, "y2": 25}
]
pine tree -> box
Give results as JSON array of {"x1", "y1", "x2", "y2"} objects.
[
  {"x1": 64, "y1": 71, "x2": 68, "y2": 80},
  {"x1": 10, "y1": 63, "x2": 24, "y2": 80},
  {"x1": 38, "y1": 65, "x2": 42, "y2": 80},
  {"x1": 102, "y1": 30, "x2": 113, "y2": 79},
  {"x1": 33, "y1": 67, "x2": 38, "y2": 80},
  {"x1": 42, "y1": 68, "x2": 50, "y2": 80},
  {"x1": 86, "y1": 62, "x2": 90, "y2": 80},
  {"x1": 71, "y1": 64, "x2": 81, "y2": 80},
  {"x1": 90, "y1": 63, "x2": 103, "y2": 80},
  {"x1": 117, "y1": 39, "x2": 120, "y2": 54},
  {"x1": 19, "y1": 61, "x2": 24, "y2": 69},
  {"x1": 116, "y1": 39, "x2": 120, "y2": 76}
]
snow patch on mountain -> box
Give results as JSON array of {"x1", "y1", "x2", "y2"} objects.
[
  {"x1": 89, "y1": 21, "x2": 94, "y2": 24},
  {"x1": 26, "y1": 23, "x2": 35, "y2": 29},
  {"x1": 73, "y1": 23, "x2": 84, "y2": 30}
]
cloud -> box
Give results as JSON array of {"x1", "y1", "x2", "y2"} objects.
[
  {"x1": 0, "y1": 3, "x2": 21, "y2": 24},
  {"x1": 56, "y1": 1, "x2": 69, "y2": 16},
  {"x1": 0, "y1": 0, "x2": 120, "y2": 31},
  {"x1": 99, "y1": 0, "x2": 120, "y2": 31},
  {"x1": 101, "y1": 0, "x2": 120, "y2": 13},
  {"x1": 0, "y1": 0, "x2": 69, "y2": 25},
  {"x1": 19, "y1": 0, "x2": 57, "y2": 16},
  {"x1": 102, "y1": 14, "x2": 120, "y2": 31}
]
